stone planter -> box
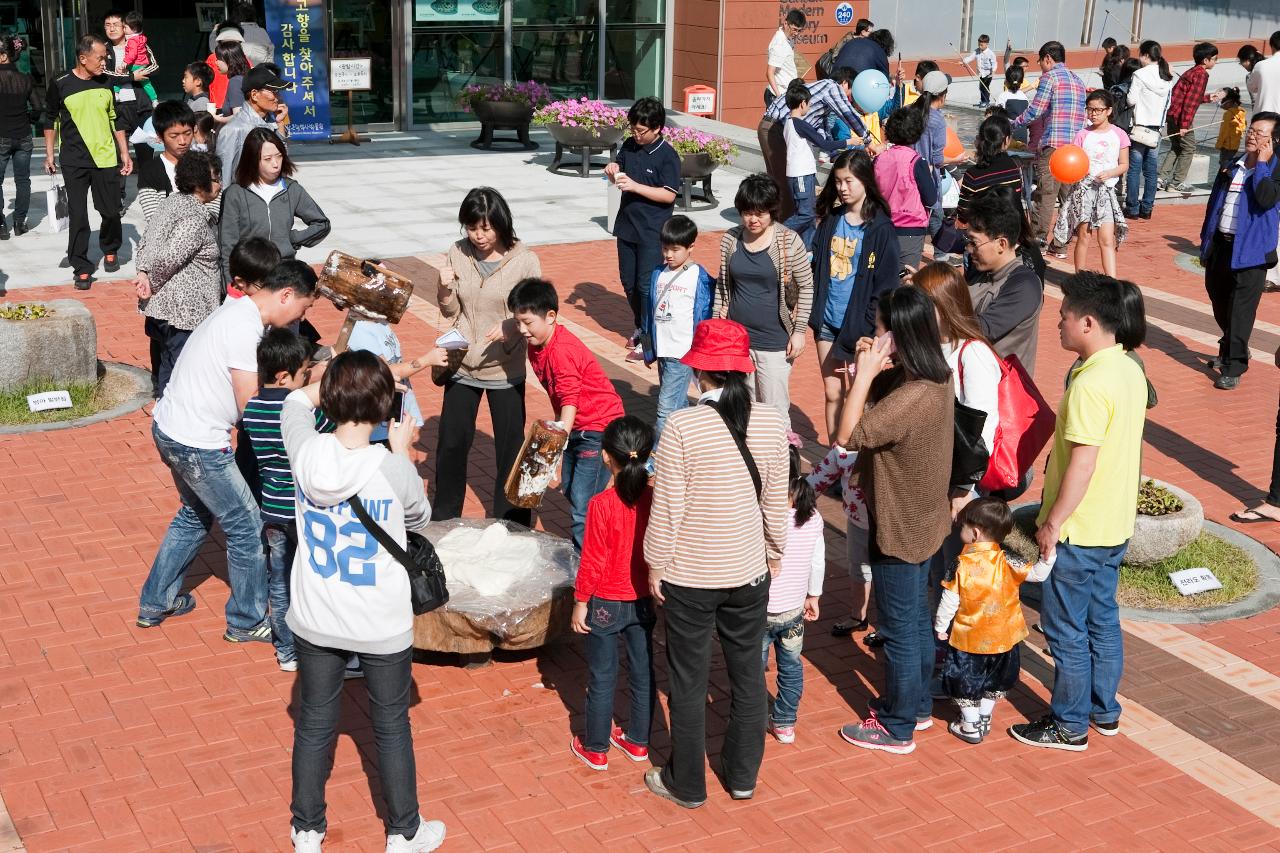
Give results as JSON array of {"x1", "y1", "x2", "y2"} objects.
[
  {"x1": 1015, "y1": 478, "x2": 1204, "y2": 567},
  {"x1": 0, "y1": 299, "x2": 98, "y2": 392},
  {"x1": 469, "y1": 100, "x2": 537, "y2": 151},
  {"x1": 545, "y1": 122, "x2": 625, "y2": 177},
  {"x1": 1128, "y1": 479, "x2": 1204, "y2": 566},
  {"x1": 677, "y1": 152, "x2": 720, "y2": 210}
]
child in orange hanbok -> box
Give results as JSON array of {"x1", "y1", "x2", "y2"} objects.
[{"x1": 934, "y1": 497, "x2": 1053, "y2": 744}]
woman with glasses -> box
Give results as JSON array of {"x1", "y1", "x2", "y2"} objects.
[{"x1": 132, "y1": 150, "x2": 225, "y2": 396}]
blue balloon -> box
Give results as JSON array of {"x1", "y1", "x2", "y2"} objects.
[{"x1": 851, "y1": 69, "x2": 892, "y2": 114}]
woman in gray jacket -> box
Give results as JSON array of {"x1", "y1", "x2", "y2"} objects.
[
  {"x1": 133, "y1": 150, "x2": 225, "y2": 397},
  {"x1": 219, "y1": 127, "x2": 330, "y2": 281}
]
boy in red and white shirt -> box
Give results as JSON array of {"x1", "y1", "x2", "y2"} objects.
[{"x1": 509, "y1": 277, "x2": 626, "y2": 551}]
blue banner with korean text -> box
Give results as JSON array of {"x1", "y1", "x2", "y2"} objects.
[{"x1": 264, "y1": 0, "x2": 331, "y2": 141}]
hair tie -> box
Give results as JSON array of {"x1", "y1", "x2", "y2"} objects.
[{"x1": 628, "y1": 450, "x2": 638, "y2": 459}]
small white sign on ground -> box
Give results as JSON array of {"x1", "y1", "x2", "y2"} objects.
[
  {"x1": 27, "y1": 390, "x2": 73, "y2": 412},
  {"x1": 1168, "y1": 567, "x2": 1223, "y2": 596}
]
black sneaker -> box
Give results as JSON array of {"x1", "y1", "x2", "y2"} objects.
[
  {"x1": 1009, "y1": 716, "x2": 1088, "y2": 751},
  {"x1": 1214, "y1": 374, "x2": 1240, "y2": 391},
  {"x1": 1091, "y1": 718, "x2": 1119, "y2": 737},
  {"x1": 103, "y1": 253, "x2": 120, "y2": 273},
  {"x1": 11, "y1": 217, "x2": 27, "y2": 236},
  {"x1": 74, "y1": 272, "x2": 93, "y2": 290},
  {"x1": 0, "y1": 218, "x2": 8, "y2": 240}
]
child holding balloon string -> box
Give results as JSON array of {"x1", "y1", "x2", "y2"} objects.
[{"x1": 1052, "y1": 89, "x2": 1130, "y2": 278}]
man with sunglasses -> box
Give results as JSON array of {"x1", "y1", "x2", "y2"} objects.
[
  {"x1": 216, "y1": 63, "x2": 292, "y2": 183},
  {"x1": 1199, "y1": 111, "x2": 1280, "y2": 390}
]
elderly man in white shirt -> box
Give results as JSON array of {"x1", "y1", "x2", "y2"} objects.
[{"x1": 765, "y1": 9, "x2": 806, "y2": 108}]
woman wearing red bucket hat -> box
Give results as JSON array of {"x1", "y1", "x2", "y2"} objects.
[{"x1": 642, "y1": 318, "x2": 790, "y2": 808}]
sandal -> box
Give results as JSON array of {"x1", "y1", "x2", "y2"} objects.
[
  {"x1": 1230, "y1": 509, "x2": 1280, "y2": 524},
  {"x1": 831, "y1": 618, "x2": 869, "y2": 637}
]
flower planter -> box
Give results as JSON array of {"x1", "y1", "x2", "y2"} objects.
[
  {"x1": 545, "y1": 123, "x2": 625, "y2": 177},
  {"x1": 469, "y1": 100, "x2": 538, "y2": 151},
  {"x1": 679, "y1": 152, "x2": 718, "y2": 180},
  {"x1": 677, "y1": 152, "x2": 719, "y2": 210}
]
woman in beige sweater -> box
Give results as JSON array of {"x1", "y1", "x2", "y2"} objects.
[
  {"x1": 432, "y1": 187, "x2": 542, "y2": 525},
  {"x1": 833, "y1": 286, "x2": 954, "y2": 756},
  {"x1": 642, "y1": 319, "x2": 790, "y2": 809}
]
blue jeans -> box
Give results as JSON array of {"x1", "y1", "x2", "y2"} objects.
[
  {"x1": 291, "y1": 637, "x2": 420, "y2": 839},
  {"x1": 655, "y1": 357, "x2": 693, "y2": 444},
  {"x1": 761, "y1": 607, "x2": 805, "y2": 726},
  {"x1": 826, "y1": 114, "x2": 852, "y2": 143},
  {"x1": 1039, "y1": 540, "x2": 1128, "y2": 735},
  {"x1": 870, "y1": 554, "x2": 938, "y2": 741},
  {"x1": 138, "y1": 423, "x2": 268, "y2": 631},
  {"x1": 562, "y1": 429, "x2": 611, "y2": 551},
  {"x1": 782, "y1": 173, "x2": 818, "y2": 251},
  {"x1": 1125, "y1": 134, "x2": 1159, "y2": 216},
  {"x1": 0, "y1": 136, "x2": 32, "y2": 222},
  {"x1": 266, "y1": 522, "x2": 297, "y2": 663},
  {"x1": 583, "y1": 596, "x2": 656, "y2": 753}
]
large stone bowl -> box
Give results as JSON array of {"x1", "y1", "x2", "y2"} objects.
[
  {"x1": 1127, "y1": 478, "x2": 1204, "y2": 566},
  {"x1": 1014, "y1": 477, "x2": 1203, "y2": 566},
  {"x1": 0, "y1": 299, "x2": 98, "y2": 392}
]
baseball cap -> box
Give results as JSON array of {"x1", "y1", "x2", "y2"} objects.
[
  {"x1": 242, "y1": 63, "x2": 293, "y2": 96},
  {"x1": 920, "y1": 71, "x2": 950, "y2": 96},
  {"x1": 214, "y1": 26, "x2": 244, "y2": 44}
]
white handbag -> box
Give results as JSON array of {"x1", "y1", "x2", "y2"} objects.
[
  {"x1": 1130, "y1": 125, "x2": 1160, "y2": 147},
  {"x1": 45, "y1": 175, "x2": 69, "y2": 234}
]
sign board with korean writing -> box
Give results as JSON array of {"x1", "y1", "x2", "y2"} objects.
[
  {"x1": 265, "y1": 0, "x2": 332, "y2": 141},
  {"x1": 1168, "y1": 567, "x2": 1223, "y2": 596},
  {"x1": 415, "y1": 0, "x2": 501, "y2": 22},
  {"x1": 683, "y1": 85, "x2": 716, "y2": 116},
  {"x1": 331, "y1": 58, "x2": 372, "y2": 92},
  {"x1": 27, "y1": 391, "x2": 72, "y2": 412}
]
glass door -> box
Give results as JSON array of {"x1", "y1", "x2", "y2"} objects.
[{"x1": 330, "y1": 0, "x2": 399, "y2": 128}]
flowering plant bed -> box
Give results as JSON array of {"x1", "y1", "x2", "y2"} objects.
[
  {"x1": 455, "y1": 80, "x2": 552, "y2": 112},
  {"x1": 663, "y1": 126, "x2": 738, "y2": 167},
  {"x1": 533, "y1": 98, "x2": 628, "y2": 135}
]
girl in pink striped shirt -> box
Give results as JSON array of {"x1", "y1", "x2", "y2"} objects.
[{"x1": 762, "y1": 445, "x2": 826, "y2": 744}]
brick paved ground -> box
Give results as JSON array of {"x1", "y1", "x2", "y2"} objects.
[{"x1": 3, "y1": 204, "x2": 1280, "y2": 851}]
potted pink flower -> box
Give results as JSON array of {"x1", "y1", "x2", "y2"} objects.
[
  {"x1": 663, "y1": 125, "x2": 738, "y2": 179},
  {"x1": 533, "y1": 98, "x2": 629, "y2": 147},
  {"x1": 456, "y1": 81, "x2": 552, "y2": 150}
]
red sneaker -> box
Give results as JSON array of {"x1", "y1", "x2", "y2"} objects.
[
  {"x1": 571, "y1": 736, "x2": 607, "y2": 770},
  {"x1": 609, "y1": 726, "x2": 649, "y2": 762}
]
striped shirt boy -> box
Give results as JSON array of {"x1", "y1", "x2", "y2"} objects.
[{"x1": 243, "y1": 387, "x2": 333, "y2": 523}]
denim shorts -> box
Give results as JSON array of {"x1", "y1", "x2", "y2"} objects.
[{"x1": 817, "y1": 322, "x2": 840, "y2": 343}]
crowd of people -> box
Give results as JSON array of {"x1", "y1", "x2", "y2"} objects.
[{"x1": 7, "y1": 8, "x2": 1280, "y2": 852}]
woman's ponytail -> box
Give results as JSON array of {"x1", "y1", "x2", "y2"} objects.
[
  {"x1": 1141, "y1": 40, "x2": 1172, "y2": 81},
  {"x1": 788, "y1": 445, "x2": 817, "y2": 526},
  {"x1": 602, "y1": 415, "x2": 654, "y2": 506}
]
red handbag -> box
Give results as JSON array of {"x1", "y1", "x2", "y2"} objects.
[{"x1": 959, "y1": 341, "x2": 1057, "y2": 493}]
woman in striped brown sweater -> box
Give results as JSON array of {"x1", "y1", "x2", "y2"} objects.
[
  {"x1": 642, "y1": 319, "x2": 790, "y2": 809},
  {"x1": 956, "y1": 114, "x2": 1024, "y2": 224}
]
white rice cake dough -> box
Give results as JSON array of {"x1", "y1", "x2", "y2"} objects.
[{"x1": 434, "y1": 522, "x2": 541, "y2": 597}]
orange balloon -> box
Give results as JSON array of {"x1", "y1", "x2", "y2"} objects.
[
  {"x1": 1049, "y1": 144, "x2": 1091, "y2": 184},
  {"x1": 943, "y1": 127, "x2": 964, "y2": 159}
]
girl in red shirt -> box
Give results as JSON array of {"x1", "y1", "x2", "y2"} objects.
[{"x1": 570, "y1": 415, "x2": 657, "y2": 771}]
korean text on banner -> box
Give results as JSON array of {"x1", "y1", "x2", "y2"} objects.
[{"x1": 265, "y1": 0, "x2": 332, "y2": 141}]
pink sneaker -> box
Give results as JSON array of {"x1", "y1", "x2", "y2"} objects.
[
  {"x1": 609, "y1": 727, "x2": 649, "y2": 762},
  {"x1": 571, "y1": 736, "x2": 607, "y2": 770},
  {"x1": 768, "y1": 723, "x2": 796, "y2": 744}
]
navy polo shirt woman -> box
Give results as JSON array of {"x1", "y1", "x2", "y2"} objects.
[{"x1": 606, "y1": 96, "x2": 681, "y2": 353}]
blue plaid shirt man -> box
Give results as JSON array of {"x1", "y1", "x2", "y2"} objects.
[{"x1": 765, "y1": 78, "x2": 871, "y2": 145}]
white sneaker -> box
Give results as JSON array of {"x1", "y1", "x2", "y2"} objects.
[
  {"x1": 279, "y1": 659, "x2": 299, "y2": 672},
  {"x1": 386, "y1": 817, "x2": 446, "y2": 853},
  {"x1": 291, "y1": 827, "x2": 324, "y2": 853}
]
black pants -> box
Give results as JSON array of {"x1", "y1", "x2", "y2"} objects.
[
  {"x1": 144, "y1": 317, "x2": 192, "y2": 399},
  {"x1": 1268, "y1": 392, "x2": 1280, "y2": 506},
  {"x1": 617, "y1": 238, "x2": 663, "y2": 332},
  {"x1": 979, "y1": 76, "x2": 993, "y2": 104},
  {"x1": 1205, "y1": 232, "x2": 1268, "y2": 378},
  {"x1": 62, "y1": 162, "x2": 122, "y2": 276},
  {"x1": 114, "y1": 99, "x2": 154, "y2": 171},
  {"x1": 660, "y1": 575, "x2": 769, "y2": 802},
  {"x1": 432, "y1": 380, "x2": 531, "y2": 526},
  {"x1": 291, "y1": 637, "x2": 421, "y2": 839}
]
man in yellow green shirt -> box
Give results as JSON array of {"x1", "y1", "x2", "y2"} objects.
[{"x1": 1011, "y1": 272, "x2": 1148, "y2": 752}]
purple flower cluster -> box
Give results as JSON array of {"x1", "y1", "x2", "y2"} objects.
[
  {"x1": 532, "y1": 98, "x2": 629, "y2": 134},
  {"x1": 663, "y1": 125, "x2": 738, "y2": 166},
  {"x1": 455, "y1": 80, "x2": 552, "y2": 112}
]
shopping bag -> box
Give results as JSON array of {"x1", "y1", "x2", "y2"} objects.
[{"x1": 46, "y1": 175, "x2": 69, "y2": 235}]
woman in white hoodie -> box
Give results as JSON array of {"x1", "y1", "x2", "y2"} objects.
[
  {"x1": 1125, "y1": 40, "x2": 1175, "y2": 220},
  {"x1": 281, "y1": 350, "x2": 445, "y2": 853}
]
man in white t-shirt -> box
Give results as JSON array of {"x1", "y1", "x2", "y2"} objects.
[
  {"x1": 765, "y1": 9, "x2": 806, "y2": 108},
  {"x1": 1247, "y1": 31, "x2": 1280, "y2": 114},
  {"x1": 137, "y1": 259, "x2": 319, "y2": 641}
]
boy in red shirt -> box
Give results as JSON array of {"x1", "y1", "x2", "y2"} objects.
[
  {"x1": 509, "y1": 277, "x2": 626, "y2": 550},
  {"x1": 1159, "y1": 41, "x2": 1222, "y2": 193}
]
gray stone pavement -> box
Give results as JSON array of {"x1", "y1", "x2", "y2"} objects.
[{"x1": 0, "y1": 123, "x2": 747, "y2": 292}]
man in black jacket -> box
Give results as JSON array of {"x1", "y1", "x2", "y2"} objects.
[{"x1": 0, "y1": 35, "x2": 40, "y2": 238}]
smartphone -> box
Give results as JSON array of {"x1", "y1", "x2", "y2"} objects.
[{"x1": 387, "y1": 389, "x2": 405, "y2": 423}]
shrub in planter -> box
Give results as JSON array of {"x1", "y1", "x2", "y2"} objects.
[
  {"x1": 663, "y1": 125, "x2": 738, "y2": 169},
  {"x1": 1127, "y1": 478, "x2": 1202, "y2": 566},
  {"x1": 455, "y1": 80, "x2": 552, "y2": 113},
  {"x1": 533, "y1": 98, "x2": 628, "y2": 139}
]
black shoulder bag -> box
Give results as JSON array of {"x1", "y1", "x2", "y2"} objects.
[{"x1": 346, "y1": 497, "x2": 449, "y2": 615}]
